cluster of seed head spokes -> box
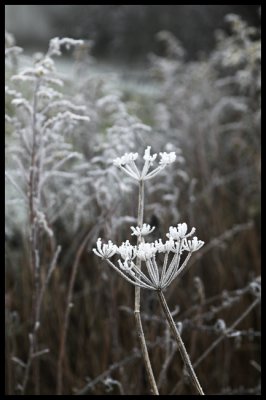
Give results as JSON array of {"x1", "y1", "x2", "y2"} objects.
[
  {"x1": 93, "y1": 223, "x2": 204, "y2": 291},
  {"x1": 113, "y1": 146, "x2": 178, "y2": 181}
]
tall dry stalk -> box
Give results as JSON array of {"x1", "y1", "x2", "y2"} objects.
[
  {"x1": 157, "y1": 290, "x2": 204, "y2": 395},
  {"x1": 92, "y1": 147, "x2": 205, "y2": 394},
  {"x1": 20, "y1": 80, "x2": 61, "y2": 395},
  {"x1": 134, "y1": 179, "x2": 159, "y2": 395}
]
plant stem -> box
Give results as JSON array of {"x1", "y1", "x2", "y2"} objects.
[
  {"x1": 56, "y1": 229, "x2": 92, "y2": 395},
  {"x1": 22, "y1": 80, "x2": 41, "y2": 395},
  {"x1": 134, "y1": 179, "x2": 159, "y2": 395},
  {"x1": 157, "y1": 290, "x2": 204, "y2": 395}
]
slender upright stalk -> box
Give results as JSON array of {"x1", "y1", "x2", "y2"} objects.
[
  {"x1": 26, "y1": 80, "x2": 41, "y2": 395},
  {"x1": 157, "y1": 290, "x2": 204, "y2": 395},
  {"x1": 57, "y1": 229, "x2": 92, "y2": 395},
  {"x1": 21, "y1": 79, "x2": 59, "y2": 395},
  {"x1": 134, "y1": 179, "x2": 159, "y2": 395}
]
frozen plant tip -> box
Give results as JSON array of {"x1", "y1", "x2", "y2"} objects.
[
  {"x1": 113, "y1": 146, "x2": 176, "y2": 181},
  {"x1": 166, "y1": 222, "x2": 196, "y2": 240},
  {"x1": 92, "y1": 238, "x2": 117, "y2": 259},
  {"x1": 130, "y1": 224, "x2": 155, "y2": 237}
]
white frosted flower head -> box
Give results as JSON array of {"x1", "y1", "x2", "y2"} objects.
[
  {"x1": 183, "y1": 237, "x2": 205, "y2": 252},
  {"x1": 154, "y1": 238, "x2": 175, "y2": 253},
  {"x1": 159, "y1": 151, "x2": 176, "y2": 165},
  {"x1": 154, "y1": 238, "x2": 166, "y2": 252},
  {"x1": 130, "y1": 223, "x2": 155, "y2": 237},
  {"x1": 92, "y1": 224, "x2": 205, "y2": 291},
  {"x1": 143, "y1": 146, "x2": 157, "y2": 164},
  {"x1": 113, "y1": 152, "x2": 138, "y2": 167},
  {"x1": 93, "y1": 238, "x2": 117, "y2": 259},
  {"x1": 117, "y1": 240, "x2": 136, "y2": 260},
  {"x1": 166, "y1": 223, "x2": 196, "y2": 240},
  {"x1": 118, "y1": 258, "x2": 136, "y2": 276},
  {"x1": 170, "y1": 240, "x2": 182, "y2": 253},
  {"x1": 113, "y1": 146, "x2": 177, "y2": 181},
  {"x1": 165, "y1": 238, "x2": 176, "y2": 252},
  {"x1": 136, "y1": 242, "x2": 157, "y2": 260}
]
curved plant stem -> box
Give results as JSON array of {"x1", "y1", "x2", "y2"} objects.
[
  {"x1": 157, "y1": 290, "x2": 204, "y2": 395},
  {"x1": 134, "y1": 179, "x2": 159, "y2": 395},
  {"x1": 56, "y1": 206, "x2": 119, "y2": 395},
  {"x1": 56, "y1": 229, "x2": 92, "y2": 395}
]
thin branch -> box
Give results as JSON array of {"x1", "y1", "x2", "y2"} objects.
[
  {"x1": 158, "y1": 290, "x2": 204, "y2": 395},
  {"x1": 193, "y1": 297, "x2": 260, "y2": 369},
  {"x1": 134, "y1": 179, "x2": 159, "y2": 395}
]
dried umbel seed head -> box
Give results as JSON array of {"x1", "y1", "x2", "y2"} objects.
[
  {"x1": 92, "y1": 238, "x2": 117, "y2": 259},
  {"x1": 130, "y1": 223, "x2": 155, "y2": 237},
  {"x1": 166, "y1": 223, "x2": 196, "y2": 240},
  {"x1": 92, "y1": 223, "x2": 204, "y2": 291},
  {"x1": 117, "y1": 240, "x2": 137, "y2": 260},
  {"x1": 113, "y1": 146, "x2": 177, "y2": 181}
]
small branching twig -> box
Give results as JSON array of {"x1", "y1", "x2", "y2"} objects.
[{"x1": 193, "y1": 297, "x2": 260, "y2": 369}]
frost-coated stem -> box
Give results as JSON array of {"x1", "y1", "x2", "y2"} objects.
[
  {"x1": 27, "y1": 80, "x2": 41, "y2": 395},
  {"x1": 135, "y1": 179, "x2": 144, "y2": 313},
  {"x1": 134, "y1": 179, "x2": 159, "y2": 395},
  {"x1": 157, "y1": 290, "x2": 204, "y2": 395}
]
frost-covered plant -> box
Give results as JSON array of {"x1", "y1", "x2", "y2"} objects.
[
  {"x1": 5, "y1": 34, "x2": 92, "y2": 395},
  {"x1": 149, "y1": 14, "x2": 260, "y2": 196},
  {"x1": 146, "y1": 15, "x2": 260, "y2": 303},
  {"x1": 93, "y1": 146, "x2": 205, "y2": 395},
  {"x1": 6, "y1": 32, "x2": 175, "y2": 395},
  {"x1": 94, "y1": 223, "x2": 204, "y2": 291},
  {"x1": 5, "y1": 36, "x2": 91, "y2": 235}
]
